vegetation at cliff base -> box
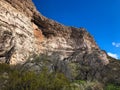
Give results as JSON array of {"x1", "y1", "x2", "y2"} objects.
[
  {"x1": 104, "y1": 83, "x2": 120, "y2": 90},
  {"x1": 0, "y1": 55, "x2": 120, "y2": 90},
  {"x1": 0, "y1": 65, "x2": 70, "y2": 90}
]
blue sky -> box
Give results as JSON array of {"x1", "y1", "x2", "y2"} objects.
[{"x1": 32, "y1": 0, "x2": 120, "y2": 59}]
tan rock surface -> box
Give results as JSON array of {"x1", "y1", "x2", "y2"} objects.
[{"x1": 0, "y1": 0, "x2": 109, "y2": 65}]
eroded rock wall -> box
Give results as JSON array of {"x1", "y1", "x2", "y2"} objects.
[
  {"x1": 0, "y1": 0, "x2": 109, "y2": 66},
  {"x1": 0, "y1": 0, "x2": 35, "y2": 64}
]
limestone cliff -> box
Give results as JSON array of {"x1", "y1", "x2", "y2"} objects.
[
  {"x1": 1, "y1": 0, "x2": 120, "y2": 85},
  {"x1": 0, "y1": 0, "x2": 109, "y2": 65}
]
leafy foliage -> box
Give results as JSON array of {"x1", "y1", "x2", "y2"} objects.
[
  {"x1": 0, "y1": 63, "x2": 11, "y2": 73},
  {"x1": 104, "y1": 83, "x2": 120, "y2": 90},
  {"x1": 1, "y1": 67, "x2": 70, "y2": 90},
  {"x1": 1, "y1": 55, "x2": 120, "y2": 90},
  {"x1": 0, "y1": 58, "x2": 70, "y2": 90},
  {"x1": 69, "y1": 80, "x2": 103, "y2": 90}
]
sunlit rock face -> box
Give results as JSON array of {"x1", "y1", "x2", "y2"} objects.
[
  {"x1": 0, "y1": 0, "x2": 109, "y2": 65},
  {"x1": 0, "y1": 0, "x2": 36, "y2": 64},
  {"x1": 0, "y1": 0, "x2": 112, "y2": 82}
]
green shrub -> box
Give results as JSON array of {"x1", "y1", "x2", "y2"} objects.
[
  {"x1": 105, "y1": 84, "x2": 120, "y2": 90},
  {"x1": 4, "y1": 71, "x2": 38, "y2": 90},
  {"x1": 0, "y1": 63, "x2": 11, "y2": 73},
  {"x1": 3, "y1": 67, "x2": 70, "y2": 90},
  {"x1": 66, "y1": 80, "x2": 104, "y2": 90}
]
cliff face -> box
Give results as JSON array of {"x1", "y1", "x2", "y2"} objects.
[
  {"x1": 4, "y1": 0, "x2": 120, "y2": 85},
  {"x1": 0, "y1": 0, "x2": 109, "y2": 65},
  {"x1": 0, "y1": 0, "x2": 35, "y2": 64}
]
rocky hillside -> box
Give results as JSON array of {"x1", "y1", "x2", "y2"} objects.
[
  {"x1": 0, "y1": 0, "x2": 120, "y2": 86},
  {"x1": 0, "y1": 0, "x2": 108, "y2": 65}
]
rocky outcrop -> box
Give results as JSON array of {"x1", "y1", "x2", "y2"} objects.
[
  {"x1": 0, "y1": 0, "x2": 35, "y2": 64},
  {"x1": 1, "y1": 0, "x2": 120, "y2": 85},
  {"x1": 0, "y1": 0, "x2": 109, "y2": 65}
]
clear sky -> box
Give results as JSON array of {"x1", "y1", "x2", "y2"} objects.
[{"x1": 32, "y1": 0, "x2": 120, "y2": 59}]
